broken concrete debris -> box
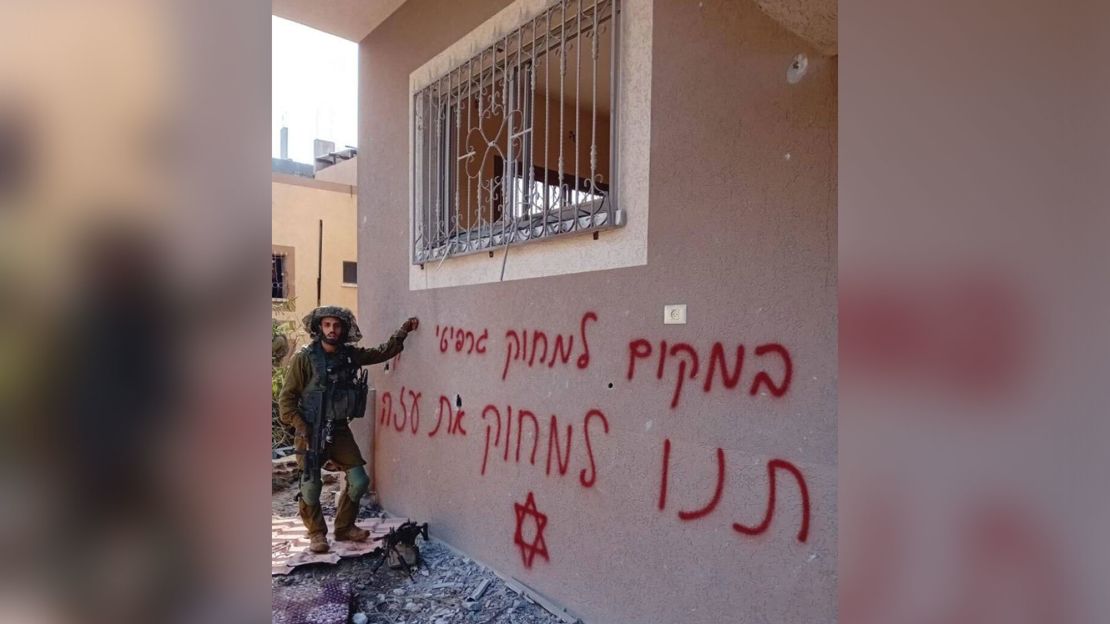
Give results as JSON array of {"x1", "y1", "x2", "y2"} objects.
[
  {"x1": 273, "y1": 464, "x2": 566, "y2": 623},
  {"x1": 466, "y1": 578, "x2": 491, "y2": 603}
]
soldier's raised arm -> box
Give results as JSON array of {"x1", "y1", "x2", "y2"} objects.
[{"x1": 352, "y1": 317, "x2": 419, "y2": 366}]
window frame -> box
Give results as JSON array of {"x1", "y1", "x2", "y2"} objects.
[
  {"x1": 342, "y1": 261, "x2": 358, "y2": 286},
  {"x1": 271, "y1": 245, "x2": 296, "y2": 301},
  {"x1": 411, "y1": 0, "x2": 623, "y2": 266}
]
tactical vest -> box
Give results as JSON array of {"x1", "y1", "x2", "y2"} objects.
[{"x1": 299, "y1": 341, "x2": 369, "y2": 426}]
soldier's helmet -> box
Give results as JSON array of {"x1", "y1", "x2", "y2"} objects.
[{"x1": 302, "y1": 305, "x2": 363, "y2": 343}]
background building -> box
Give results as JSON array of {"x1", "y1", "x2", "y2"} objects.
[{"x1": 272, "y1": 130, "x2": 359, "y2": 331}]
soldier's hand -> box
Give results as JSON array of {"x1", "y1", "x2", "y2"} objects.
[
  {"x1": 293, "y1": 419, "x2": 309, "y2": 441},
  {"x1": 402, "y1": 317, "x2": 420, "y2": 333}
]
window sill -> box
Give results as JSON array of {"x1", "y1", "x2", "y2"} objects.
[
  {"x1": 341, "y1": 283, "x2": 358, "y2": 288},
  {"x1": 415, "y1": 205, "x2": 623, "y2": 264}
]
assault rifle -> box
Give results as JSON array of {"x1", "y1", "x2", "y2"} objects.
[
  {"x1": 298, "y1": 361, "x2": 367, "y2": 491},
  {"x1": 298, "y1": 387, "x2": 334, "y2": 492},
  {"x1": 371, "y1": 521, "x2": 429, "y2": 578}
]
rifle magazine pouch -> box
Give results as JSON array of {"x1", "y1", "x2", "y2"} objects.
[{"x1": 351, "y1": 369, "x2": 371, "y2": 419}]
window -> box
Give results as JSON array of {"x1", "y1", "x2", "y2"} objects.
[
  {"x1": 272, "y1": 245, "x2": 295, "y2": 300},
  {"x1": 342, "y1": 261, "x2": 357, "y2": 285},
  {"x1": 272, "y1": 254, "x2": 288, "y2": 299},
  {"x1": 412, "y1": 0, "x2": 622, "y2": 265}
]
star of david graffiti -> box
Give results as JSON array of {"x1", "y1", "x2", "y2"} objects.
[{"x1": 512, "y1": 491, "x2": 550, "y2": 569}]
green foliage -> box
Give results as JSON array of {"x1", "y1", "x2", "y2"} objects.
[{"x1": 272, "y1": 299, "x2": 298, "y2": 449}]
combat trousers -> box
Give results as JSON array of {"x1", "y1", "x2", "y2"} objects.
[{"x1": 295, "y1": 423, "x2": 367, "y2": 537}]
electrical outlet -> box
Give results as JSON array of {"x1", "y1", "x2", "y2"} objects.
[{"x1": 663, "y1": 304, "x2": 687, "y2": 325}]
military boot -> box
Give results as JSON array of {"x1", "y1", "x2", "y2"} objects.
[
  {"x1": 333, "y1": 492, "x2": 369, "y2": 541},
  {"x1": 334, "y1": 526, "x2": 370, "y2": 542},
  {"x1": 308, "y1": 532, "x2": 330, "y2": 553},
  {"x1": 334, "y1": 469, "x2": 370, "y2": 541},
  {"x1": 298, "y1": 499, "x2": 330, "y2": 552}
]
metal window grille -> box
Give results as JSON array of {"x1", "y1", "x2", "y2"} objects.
[
  {"x1": 412, "y1": 0, "x2": 622, "y2": 265},
  {"x1": 272, "y1": 254, "x2": 287, "y2": 299}
]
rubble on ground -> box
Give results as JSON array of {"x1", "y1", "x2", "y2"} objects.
[{"x1": 273, "y1": 460, "x2": 568, "y2": 624}]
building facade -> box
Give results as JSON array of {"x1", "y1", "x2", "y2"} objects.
[
  {"x1": 271, "y1": 168, "x2": 359, "y2": 330},
  {"x1": 277, "y1": 1, "x2": 836, "y2": 622}
]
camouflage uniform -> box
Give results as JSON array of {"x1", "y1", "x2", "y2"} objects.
[{"x1": 277, "y1": 306, "x2": 409, "y2": 544}]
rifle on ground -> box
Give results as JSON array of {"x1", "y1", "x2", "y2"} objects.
[{"x1": 371, "y1": 521, "x2": 429, "y2": 579}]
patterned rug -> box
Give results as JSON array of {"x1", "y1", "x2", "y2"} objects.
[
  {"x1": 271, "y1": 516, "x2": 410, "y2": 576},
  {"x1": 272, "y1": 579, "x2": 352, "y2": 624}
]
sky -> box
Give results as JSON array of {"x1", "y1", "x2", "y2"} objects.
[{"x1": 271, "y1": 16, "x2": 358, "y2": 163}]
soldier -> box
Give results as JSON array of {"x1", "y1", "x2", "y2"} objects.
[{"x1": 278, "y1": 306, "x2": 419, "y2": 553}]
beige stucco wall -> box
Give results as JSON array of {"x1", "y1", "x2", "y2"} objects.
[
  {"x1": 314, "y1": 156, "x2": 359, "y2": 186},
  {"x1": 272, "y1": 173, "x2": 359, "y2": 328},
  {"x1": 359, "y1": 1, "x2": 836, "y2": 622}
]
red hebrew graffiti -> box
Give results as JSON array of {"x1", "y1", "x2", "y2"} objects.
[
  {"x1": 668, "y1": 343, "x2": 699, "y2": 409},
  {"x1": 391, "y1": 387, "x2": 422, "y2": 435},
  {"x1": 435, "y1": 324, "x2": 489, "y2": 356},
  {"x1": 704, "y1": 343, "x2": 744, "y2": 392},
  {"x1": 429, "y1": 395, "x2": 467, "y2": 437},
  {"x1": 529, "y1": 331, "x2": 548, "y2": 367},
  {"x1": 512, "y1": 491, "x2": 550, "y2": 569},
  {"x1": 407, "y1": 389, "x2": 422, "y2": 435},
  {"x1": 576, "y1": 311, "x2": 597, "y2": 369},
  {"x1": 658, "y1": 443, "x2": 811, "y2": 543},
  {"x1": 502, "y1": 333, "x2": 518, "y2": 380},
  {"x1": 379, "y1": 392, "x2": 393, "y2": 427},
  {"x1": 627, "y1": 339, "x2": 652, "y2": 380},
  {"x1": 658, "y1": 438, "x2": 671, "y2": 510},
  {"x1": 732, "y1": 458, "x2": 810, "y2": 542},
  {"x1": 749, "y1": 343, "x2": 792, "y2": 397},
  {"x1": 656, "y1": 340, "x2": 668, "y2": 380},
  {"x1": 627, "y1": 339, "x2": 794, "y2": 408},
  {"x1": 516, "y1": 409, "x2": 539, "y2": 465},
  {"x1": 378, "y1": 389, "x2": 428, "y2": 438},
  {"x1": 502, "y1": 312, "x2": 597, "y2": 380},
  {"x1": 393, "y1": 387, "x2": 407, "y2": 432},
  {"x1": 579, "y1": 409, "x2": 609, "y2": 488},
  {"x1": 677, "y1": 448, "x2": 725, "y2": 521},
  {"x1": 451, "y1": 401, "x2": 466, "y2": 435},
  {"x1": 480, "y1": 404, "x2": 610, "y2": 488},
  {"x1": 549, "y1": 334, "x2": 575, "y2": 368},
  {"x1": 546, "y1": 417, "x2": 572, "y2": 477},
  {"x1": 428, "y1": 397, "x2": 446, "y2": 437},
  {"x1": 480, "y1": 405, "x2": 501, "y2": 476},
  {"x1": 503, "y1": 406, "x2": 514, "y2": 462}
]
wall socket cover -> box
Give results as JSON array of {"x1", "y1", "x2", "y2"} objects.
[{"x1": 663, "y1": 304, "x2": 687, "y2": 324}]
